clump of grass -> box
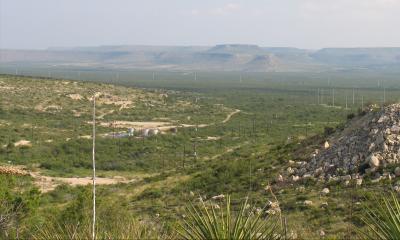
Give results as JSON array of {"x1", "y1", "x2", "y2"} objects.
[
  {"x1": 176, "y1": 195, "x2": 281, "y2": 240},
  {"x1": 33, "y1": 218, "x2": 167, "y2": 240},
  {"x1": 359, "y1": 192, "x2": 400, "y2": 240}
]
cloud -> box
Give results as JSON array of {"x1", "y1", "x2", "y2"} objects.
[
  {"x1": 187, "y1": 3, "x2": 242, "y2": 17},
  {"x1": 299, "y1": 0, "x2": 400, "y2": 20},
  {"x1": 301, "y1": 0, "x2": 400, "y2": 12},
  {"x1": 209, "y1": 3, "x2": 240, "y2": 16}
]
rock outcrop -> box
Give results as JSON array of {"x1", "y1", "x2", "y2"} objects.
[{"x1": 286, "y1": 104, "x2": 400, "y2": 182}]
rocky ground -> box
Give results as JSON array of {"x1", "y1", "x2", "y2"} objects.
[
  {"x1": 0, "y1": 165, "x2": 29, "y2": 176},
  {"x1": 282, "y1": 103, "x2": 400, "y2": 185}
]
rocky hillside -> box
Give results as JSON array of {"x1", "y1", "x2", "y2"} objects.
[{"x1": 284, "y1": 104, "x2": 400, "y2": 184}]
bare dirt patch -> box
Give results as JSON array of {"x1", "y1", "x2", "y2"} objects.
[
  {"x1": 97, "y1": 109, "x2": 115, "y2": 119},
  {"x1": 14, "y1": 140, "x2": 32, "y2": 147},
  {"x1": 72, "y1": 109, "x2": 83, "y2": 117},
  {"x1": 0, "y1": 165, "x2": 29, "y2": 176},
  {"x1": 0, "y1": 165, "x2": 139, "y2": 193},
  {"x1": 78, "y1": 135, "x2": 92, "y2": 139},
  {"x1": 44, "y1": 105, "x2": 62, "y2": 112},
  {"x1": 0, "y1": 120, "x2": 11, "y2": 127},
  {"x1": 35, "y1": 104, "x2": 62, "y2": 113},
  {"x1": 67, "y1": 93, "x2": 83, "y2": 100},
  {"x1": 89, "y1": 92, "x2": 134, "y2": 110},
  {"x1": 0, "y1": 86, "x2": 15, "y2": 90},
  {"x1": 206, "y1": 136, "x2": 221, "y2": 141},
  {"x1": 31, "y1": 172, "x2": 138, "y2": 193},
  {"x1": 96, "y1": 121, "x2": 171, "y2": 129}
]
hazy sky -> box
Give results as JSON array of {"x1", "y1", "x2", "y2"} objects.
[{"x1": 1, "y1": 0, "x2": 400, "y2": 49}]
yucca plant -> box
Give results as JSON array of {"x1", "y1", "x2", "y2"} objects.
[
  {"x1": 176, "y1": 196, "x2": 281, "y2": 240},
  {"x1": 360, "y1": 192, "x2": 400, "y2": 240}
]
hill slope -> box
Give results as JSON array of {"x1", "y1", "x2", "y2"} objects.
[{"x1": 284, "y1": 104, "x2": 400, "y2": 184}]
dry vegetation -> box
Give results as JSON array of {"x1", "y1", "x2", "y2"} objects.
[{"x1": 3, "y1": 72, "x2": 400, "y2": 239}]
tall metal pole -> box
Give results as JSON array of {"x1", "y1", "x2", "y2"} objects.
[
  {"x1": 321, "y1": 88, "x2": 323, "y2": 104},
  {"x1": 362, "y1": 96, "x2": 364, "y2": 109},
  {"x1": 383, "y1": 88, "x2": 386, "y2": 104},
  {"x1": 92, "y1": 94, "x2": 96, "y2": 240}
]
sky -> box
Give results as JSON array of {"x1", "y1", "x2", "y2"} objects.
[{"x1": 1, "y1": 0, "x2": 400, "y2": 49}]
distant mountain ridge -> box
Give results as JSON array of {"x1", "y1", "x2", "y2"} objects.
[{"x1": 1, "y1": 44, "x2": 400, "y2": 72}]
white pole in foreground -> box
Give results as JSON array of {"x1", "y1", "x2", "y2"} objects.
[{"x1": 92, "y1": 93, "x2": 96, "y2": 240}]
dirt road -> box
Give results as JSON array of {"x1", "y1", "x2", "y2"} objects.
[{"x1": 222, "y1": 109, "x2": 241, "y2": 123}]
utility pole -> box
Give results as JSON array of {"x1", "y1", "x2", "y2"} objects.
[
  {"x1": 332, "y1": 88, "x2": 335, "y2": 107},
  {"x1": 238, "y1": 121, "x2": 241, "y2": 137},
  {"x1": 31, "y1": 125, "x2": 34, "y2": 142},
  {"x1": 182, "y1": 145, "x2": 186, "y2": 169},
  {"x1": 352, "y1": 88, "x2": 355, "y2": 105},
  {"x1": 252, "y1": 117, "x2": 256, "y2": 137},
  {"x1": 92, "y1": 93, "x2": 96, "y2": 240},
  {"x1": 162, "y1": 154, "x2": 165, "y2": 171},
  {"x1": 305, "y1": 123, "x2": 308, "y2": 137},
  {"x1": 383, "y1": 88, "x2": 386, "y2": 105},
  {"x1": 362, "y1": 96, "x2": 364, "y2": 109},
  {"x1": 320, "y1": 89, "x2": 323, "y2": 104},
  {"x1": 193, "y1": 141, "x2": 197, "y2": 161},
  {"x1": 249, "y1": 158, "x2": 252, "y2": 194}
]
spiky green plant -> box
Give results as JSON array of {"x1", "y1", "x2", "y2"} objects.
[
  {"x1": 360, "y1": 192, "x2": 400, "y2": 240},
  {"x1": 176, "y1": 196, "x2": 281, "y2": 240}
]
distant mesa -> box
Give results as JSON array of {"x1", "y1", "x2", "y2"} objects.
[
  {"x1": 244, "y1": 54, "x2": 280, "y2": 72},
  {"x1": 207, "y1": 44, "x2": 264, "y2": 54},
  {"x1": 1, "y1": 45, "x2": 400, "y2": 72}
]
